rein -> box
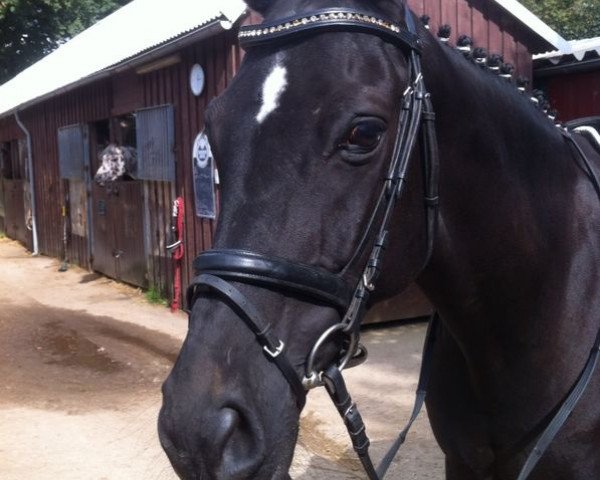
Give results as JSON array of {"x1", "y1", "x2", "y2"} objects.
[{"x1": 186, "y1": 5, "x2": 599, "y2": 480}]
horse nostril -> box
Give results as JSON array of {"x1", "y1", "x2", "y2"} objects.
[
  {"x1": 213, "y1": 406, "x2": 265, "y2": 479},
  {"x1": 216, "y1": 407, "x2": 239, "y2": 450}
]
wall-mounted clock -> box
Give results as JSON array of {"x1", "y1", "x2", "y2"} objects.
[{"x1": 190, "y1": 64, "x2": 205, "y2": 96}]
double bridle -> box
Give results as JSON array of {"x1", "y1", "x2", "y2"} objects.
[{"x1": 186, "y1": 5, "x2": 599, "y2": 480}]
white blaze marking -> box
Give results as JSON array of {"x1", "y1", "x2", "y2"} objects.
[{"x1": 256, "y1": 63, "x2": 288, "y2": 124}]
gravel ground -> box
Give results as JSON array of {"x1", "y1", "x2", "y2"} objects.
[{"x1": 0, "y1": 238, "x2": 443, "y2": 479}]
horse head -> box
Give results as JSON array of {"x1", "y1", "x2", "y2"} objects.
[
  {"x1": 94, "y1": 144, "x2": 137, "y2": 186},
  {"x1": 159, "y1": 1, "x2": 433, "y2": 478}
]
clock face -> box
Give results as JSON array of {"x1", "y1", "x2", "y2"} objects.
[{"x1": 190, "y1": 64, "x2": 205, "y2": 96}]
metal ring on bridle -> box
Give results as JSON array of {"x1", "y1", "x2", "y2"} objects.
[{"x1": 303, "y1": 323, "x2": 358, "y2": 389}]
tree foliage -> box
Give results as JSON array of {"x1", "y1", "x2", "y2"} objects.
[
  {"x1": 520, "y1": 0, "x2": 600, "y2": 40},
  {"x1": 0, "y1": 0, "x2": 131, "y2": 85}
]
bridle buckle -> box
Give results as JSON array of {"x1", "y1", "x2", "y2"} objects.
[
  {"x1": 302, "y1": 371, "x2": 324, "y2": 390},
  {"x1": 362, "y1": 273, "x2": 376, "y2": 291},
  {"x1": 263, "y1": 340, "x2": 285, "y2": 358}
]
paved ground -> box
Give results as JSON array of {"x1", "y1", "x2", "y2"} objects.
[{"x1": 0, "y1": 238, "x2": 443, "y2": 479}]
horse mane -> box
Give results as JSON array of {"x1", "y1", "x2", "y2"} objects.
[{"x1": 425, "y1": 20, "x2": 562, "y2": 134}]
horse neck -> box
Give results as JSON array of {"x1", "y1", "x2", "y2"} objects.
[{"x1": 417, "y1": 34, "x2": 582, "y2": 331}]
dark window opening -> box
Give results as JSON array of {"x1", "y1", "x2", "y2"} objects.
[
  {"x1": 91, "y1": 119, "x2": 111, "y2": 172},
  {"x1": 0, "y1": 139, "x2": 25, "y2": 180},
  {"x1": 114, "y1": 114, "x2": 137, "y2": 149}
]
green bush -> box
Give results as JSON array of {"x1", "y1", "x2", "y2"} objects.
[{"x1": 521, "y1": 0, "x2": 600, "y2": 40}]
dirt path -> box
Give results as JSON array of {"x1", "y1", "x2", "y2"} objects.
[{"x1": 0, "y1": 238, "x2": 443, "y2": 479}]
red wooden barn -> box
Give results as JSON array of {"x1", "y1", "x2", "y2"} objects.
[
  {"x1": 0, "y1": 0, "x2": 566, "y2": 312},
  {"x1": 534, "y1": 38, "x2": 600, "y2": 122}
]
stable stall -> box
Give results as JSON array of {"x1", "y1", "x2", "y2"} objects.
[{"x1": 0, "y1": 0, "x2": 566, "y2": 312}]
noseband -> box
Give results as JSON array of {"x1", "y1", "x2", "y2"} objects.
[{"x1": 187, "y1": 7, "x2": 439, "y2": 478}]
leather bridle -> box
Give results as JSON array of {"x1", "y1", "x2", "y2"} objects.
[
  {"x1": 185, "y1": 6, "x2": 600, "y2": 480},
  {"x1": 186, "y1": 6, "x2": 439, "y2": 478}
]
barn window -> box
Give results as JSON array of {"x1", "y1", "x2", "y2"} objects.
[
  {"x1": 0, "y1": 142, "x2": 13, "y2": 179},
  {"x1": 0, "y1": 139, "x2": 26, "y2": 180},
  {"x1": 135, "y1": 104, "x2": 175, "y2": 182},
  {"x1": 115, "y1": 114, "x2": 136, "y2": 148},
  {"x1": 90, "y1": 119, "x2": 110, "y2": 173},
  {"x1": 58, "y1": 124, "x2": 88, "y2": 180}
]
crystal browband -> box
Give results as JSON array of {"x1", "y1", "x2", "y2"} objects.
[{"x1": 238, "y1": 8, "x2": 422, "y2": 52}]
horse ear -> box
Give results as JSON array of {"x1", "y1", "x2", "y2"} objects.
[
  {"x1": 244, "y1": 0, "x2": 272, "y2": 15},
  {"x1": 365, "y1": 0, "x2": 410, "y2": 23}
]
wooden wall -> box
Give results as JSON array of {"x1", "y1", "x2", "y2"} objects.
[
  {"x1": 408, "y1": 0, "x2": 534, "y2": 79},
  {"x1": 0, "y1": 30, "x2": 241, "y2": 305},
  {"x1": 0, "y1": 82, "x2": 111, "y2": 266},
  {"x1": 0, "y1": 2, "x2": 542, "y2": 307},
  {"x1": 133, "y1": 29, "x2": 241, "y2": 302},
  {"x1": 541, "y1": 69, "x2": 600, "y2": 122}
]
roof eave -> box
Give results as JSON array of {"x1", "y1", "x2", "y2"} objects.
[
  {"x1": 491, "y1": 0, "x2": 570, "y2": 54},
  {"x1": 2, "y1": 12, "x2": 247, "y2": 120},
  {"x1": 534, "y1": 56, "x2": 600, "y2": 78}
]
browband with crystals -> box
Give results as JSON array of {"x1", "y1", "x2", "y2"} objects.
[{"x1": 238, "y1": 8, "x2": 422, "y2": 52}]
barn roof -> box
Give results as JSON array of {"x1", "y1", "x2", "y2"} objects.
[
  {"x1": 0, "y1": 0, "x2": 247, "y2": 117},
  {"x1": 535, "y1": 37, "x2": 600, "y2": 62},
  {"x1": 534, "y1": 37, "x2": 600, "y2": 77},
  {"x1": 0, "y1": 0, "x2": 567, "y2": 119}
]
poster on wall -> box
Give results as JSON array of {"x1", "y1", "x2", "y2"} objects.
[{"x1": 192, "y1": 131, "x2": 216, "y2": 219}]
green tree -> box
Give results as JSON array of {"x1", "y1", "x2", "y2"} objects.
[
  {"x1": 0, "y1": 0, "x2": 131, "y2": 84},
  {"x1": 520, "y1": 0, "x2": 600, "y2": 40}
]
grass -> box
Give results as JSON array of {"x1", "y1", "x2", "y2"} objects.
[{"x1": 145, "y1": 286, "x2": 168, "y2": 306}]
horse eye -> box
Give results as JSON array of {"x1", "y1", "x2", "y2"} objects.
[{"x1": 339, "y1": 120, "x2": 386, "y2": 153}]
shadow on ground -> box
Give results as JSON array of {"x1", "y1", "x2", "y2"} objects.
[{"x1": 0, "y1": 303, "x2": 182, "y2": 413}]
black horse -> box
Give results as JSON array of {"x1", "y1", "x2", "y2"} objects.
[{"x1": 158, "y1": 1, "x2": 600, "y2": 478}]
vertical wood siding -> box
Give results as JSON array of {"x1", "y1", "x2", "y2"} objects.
[
  {"x1": 407, "y1": 0, "x2": 533, "y2": 80},
  {"x1": 0, "y1": 5, "x2": 537, "y2": 307},
  {"x1": 0, "y1": 83, "x2": 110, "y2": 265},
  {"x1": 25, "y1": 82, "x2": 111, "y2": 267},
  {"x1": 543, "y1": 70, "x2": 600, "y2": 122},
  {"x1": 137, "y1": 30, "x2": 240, "y2": 304}
]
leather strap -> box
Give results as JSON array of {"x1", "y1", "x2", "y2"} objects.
[
  {"x1": 421, "y1": 95, "x2": 440, "y2": 268},
  {"x1": 188, "y1": 273, "x2": 307, "y2": 409},
  {"x1": 514, "y1": 133, "x2": 600, "y2": 479},
  {"x1": 239, "y1": 8, "x2": 422, "y2": 53},
  {"x1": 321, "y1": 313, "x2": 440, "y2": 480},
  {"x1": 516, "y1": 326, "x2": 600, "y2": 480},
  {"x1": 193, "y1": 249, "x2": 353, "y2": 311},
  {"x1": 376, "y1": 313, "x2": 439, "y2": 477},
  {"x1": 323, "y1": 366, "x2": 379, "y2": 479}
]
